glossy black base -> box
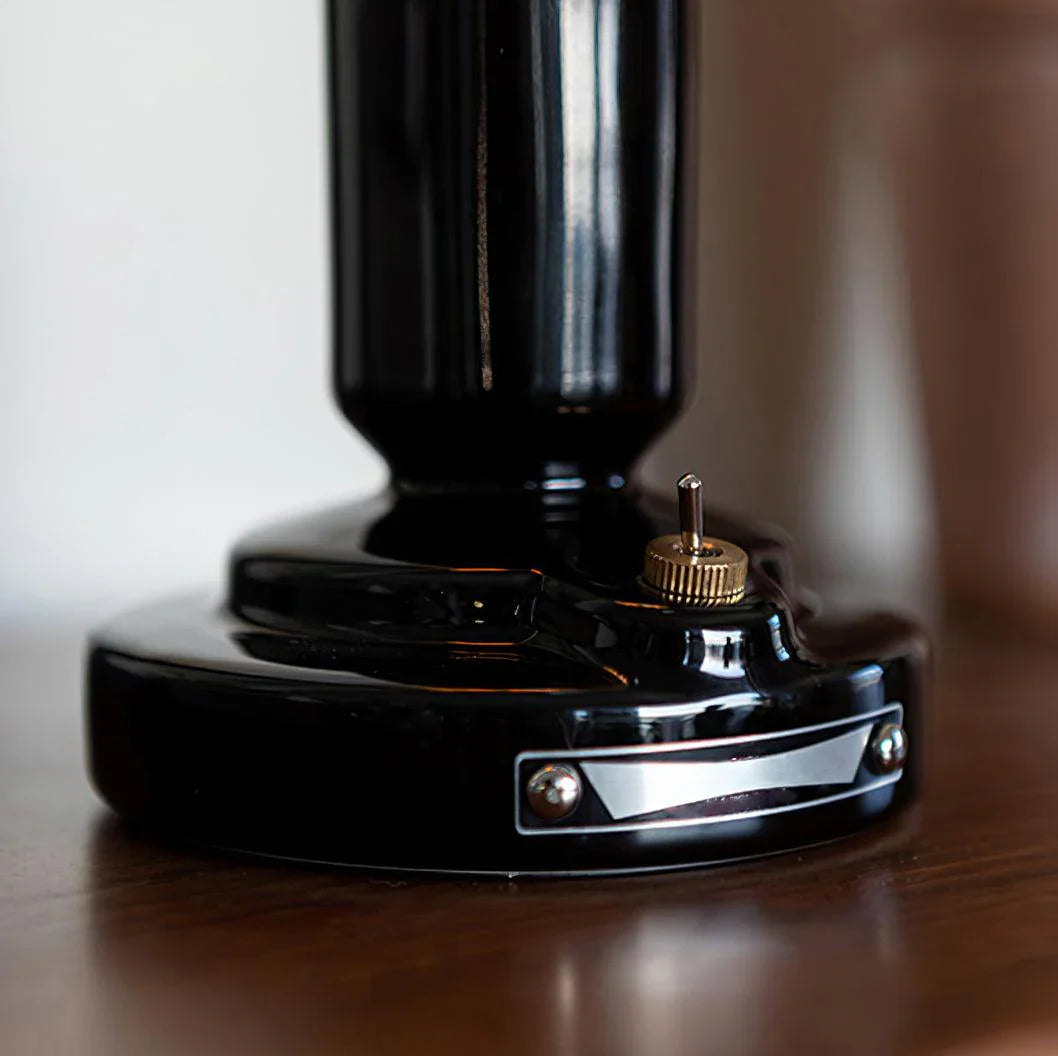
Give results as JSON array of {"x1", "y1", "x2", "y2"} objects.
[{"x1": 86, "y1": 489, "x2": 925, "y2": 877}]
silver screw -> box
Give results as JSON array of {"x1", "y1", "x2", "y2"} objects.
[
  {"x1": 526, "y1": 764, "x2": 582, "y2": 820},
  {"x1": 871, "y1": 723, "x2": 909, "y2": 774}
]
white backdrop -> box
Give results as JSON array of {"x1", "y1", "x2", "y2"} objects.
[{"x1": 0, "y1": 1, "x2": 385, "y2": 630}]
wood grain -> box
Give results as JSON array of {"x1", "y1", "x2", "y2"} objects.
[{"x1": 2, "y1": 627, "x2": 1058, "y2": 1055}]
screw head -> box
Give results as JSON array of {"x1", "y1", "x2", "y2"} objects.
[
  {"x1": 526, "y1": 764, "x2": 582, "y2": 820},
  {"x1": 871, "y1": 723, "x2": 909, "y2": 774}
]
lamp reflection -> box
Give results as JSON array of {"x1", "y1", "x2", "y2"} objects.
[
  {"x1": 86, "y1": 816, "x2": 912, "y2": 1056},
  {"x1": 536, "y1": 875, "x2": 907, "y2": 1056}
]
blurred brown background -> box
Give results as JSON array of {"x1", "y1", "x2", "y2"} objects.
[{"x1": 646, "y1": 0, "x2": 1058, "y2": 640}]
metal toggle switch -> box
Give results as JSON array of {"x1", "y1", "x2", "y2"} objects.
[{"x1": 641, "y1": 473, "x2": 749, "y2": 605}]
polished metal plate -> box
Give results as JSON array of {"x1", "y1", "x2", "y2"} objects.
[{"x1": 515, "y1": 704, "x2": 904, "y2": 836}]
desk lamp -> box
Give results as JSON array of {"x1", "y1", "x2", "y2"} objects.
[{"x1": 87, "y1": 0, "x2": 924, "y2": 876}]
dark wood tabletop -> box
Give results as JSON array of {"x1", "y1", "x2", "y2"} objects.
[{"x1": 3, "y1": 625, "x2": 1058, "y2": 1055}]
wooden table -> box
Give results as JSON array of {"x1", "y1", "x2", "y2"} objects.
[{"x1": 3, "y1": 627, "x2": 1057, "y2": 1055}]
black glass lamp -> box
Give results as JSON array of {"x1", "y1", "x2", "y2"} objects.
[{"x1": 86, "y1": 0, "x2": 924, "y2": 876}]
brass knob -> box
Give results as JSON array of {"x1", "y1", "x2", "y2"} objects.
[{"x1": 642, "y1": 474, "x2": 748, "y2": 606}]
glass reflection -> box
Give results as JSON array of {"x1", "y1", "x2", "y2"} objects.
[
  {"x1": 556, "y1": 0, "x2": 621, "y2": 397},
  {"x1": 681, "y1": 627, "x2": 746, "y2": 679}
]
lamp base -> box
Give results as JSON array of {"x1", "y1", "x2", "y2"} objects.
[{"x1": 86, "y1": 488, "x2": 925, "y2": 876}]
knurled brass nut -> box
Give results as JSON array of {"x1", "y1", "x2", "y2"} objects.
[{"x1": 642, "y1": 534, "x2": 749, "y2": 606}]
